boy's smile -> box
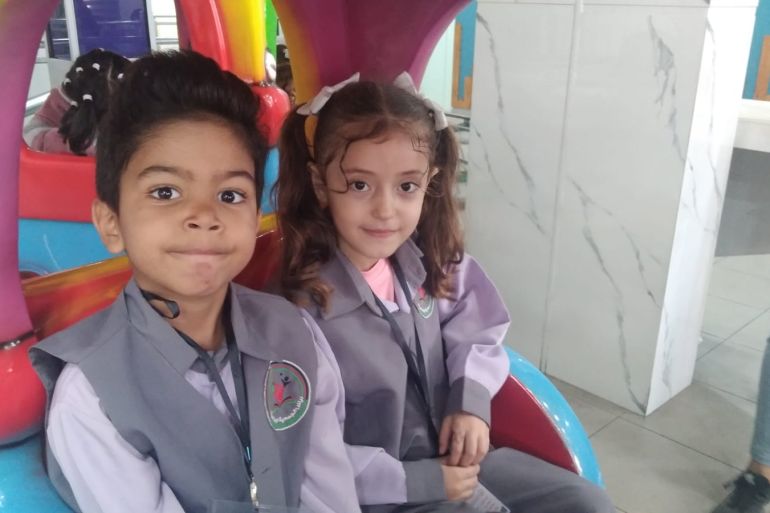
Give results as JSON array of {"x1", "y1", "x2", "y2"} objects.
[{"x1": 93, "y1": 118, "x2": 260, "y2": 306}]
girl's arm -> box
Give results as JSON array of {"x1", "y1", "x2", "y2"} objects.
[
  {"x1": 47, "y1": 364, "x2": 186, "y2": 513},
  {"x1": 345, "y1": 445, "x2": 447, "y2": 505},
  {"x1": 438, "y1": 254, "x2": 511, "y2": 425},
  {"x1": 302, "y1": 312, "x2": 448, "y2": 506},
  {"x1": 300, "y1": 312, "x2": 362, "y2": 513}
]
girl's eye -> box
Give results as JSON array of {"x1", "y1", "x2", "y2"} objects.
[
  {"x1": 150, "y1": 187, "x2": 179, "y2": 200},
  {"x1": 400, "y1": 182, "x2": 420, "y2": 193},
  {"x1": 219, "y1": 190, "x2": 246, "y2": 204},
  {"x1": 350, "y1": 181, "x2": 370, "y2": 192}
]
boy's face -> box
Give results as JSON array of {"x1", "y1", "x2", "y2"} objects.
[{"x1": 93, "y1": 119, "x2": 259, "y2": 303}]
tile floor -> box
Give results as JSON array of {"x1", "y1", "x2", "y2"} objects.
[{"x1": 550, "y1": 253, "x2": 770, "y2": 513}]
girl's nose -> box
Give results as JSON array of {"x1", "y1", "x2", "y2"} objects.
[{"x1": 372, "y1": 189, "x2": 396, "y2": 219}]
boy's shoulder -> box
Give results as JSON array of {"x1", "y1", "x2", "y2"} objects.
[{"x1": 32, "y1": 294, "x2": 127, "y2": 363}]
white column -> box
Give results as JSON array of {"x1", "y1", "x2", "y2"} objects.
[{"x1": 465, "y1": 0, "x2": 757, "y2": 414}]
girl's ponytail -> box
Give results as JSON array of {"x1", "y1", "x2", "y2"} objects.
[
  {"x1": 418, "y1": 125, "x2": 464, "y2": 298},
  {"x1": 58, "y1": 49, "x2": 129, "y2": 155},
  {"x1": 59, "y1": 87, "x2": 103, "y2": 155},
  {"x1": 277, "y1": 109, "x2": 337, "y2": 309}
]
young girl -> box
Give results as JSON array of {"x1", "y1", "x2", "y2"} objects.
[
  {"x1": 30, "y1": 51, "x2": 360, "y2": 513},
  {"x1": 23, "y1": 48, "x2": 129, "y2": 155},
  {"x1": 277, "y1": 74, "x2": 615, "y2": 513}
]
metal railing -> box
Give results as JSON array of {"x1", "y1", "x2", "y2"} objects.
[{"x1": 25, "y1": 92, "x2": 50, "y2": 117}]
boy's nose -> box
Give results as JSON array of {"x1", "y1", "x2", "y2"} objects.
[{"x1": 185, "y1": 203, "x2": 222, "y2": 231}]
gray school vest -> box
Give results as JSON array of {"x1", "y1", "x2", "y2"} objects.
[
  {"x1": 30, "y1": 280, "x2": 317, "y2": 513},
  {"x1": 311, "y1": 242, "x2": 448, "y2": 461}
]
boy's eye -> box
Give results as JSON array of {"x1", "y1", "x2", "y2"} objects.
[
  {"x1": 150, "y1": 187, "x2": 179, "y2": 200},
  {"x1": 350, "y1": 181, "x2": 370, "y2": 192},
  {"x1": 219, "y1": 190, "x2": 246, "y2": 204},
  {"x1": 400, "y1": 182, "x2": 420, "y2": 193}
]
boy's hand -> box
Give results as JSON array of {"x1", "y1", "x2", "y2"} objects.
[
  {"x1": 439, "y1": 412, "x2": 490, "y2": 466},
  {"x1": 440, "y1": 460, "x2": 480, "y2": 501}
]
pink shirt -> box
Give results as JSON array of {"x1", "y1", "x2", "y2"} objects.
[{"x1": 361, "y1": 259, "x2": 395, "y2": 302}]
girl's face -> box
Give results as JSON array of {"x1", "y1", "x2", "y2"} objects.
[
  {"x1": 313, "y1": 130, "x2": 433, "y2": 271},
  {"x1": 93, "y1": 119, "x2": 260, "y2": 304}
]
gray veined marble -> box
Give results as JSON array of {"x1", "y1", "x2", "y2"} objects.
[
  {"x1": 466, "y1": 0, "x2": 757, "y2": 413},
  {"x1": 568, "y1": 178, "x2": 646, "y2": 412},
  {"x1": 649, "y1": 16, "x2": 686, "y2": 163},
  {"x1": 476, "y1": 12, "x2": 546, "y2": 235}
]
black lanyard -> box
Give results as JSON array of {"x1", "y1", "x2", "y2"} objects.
[
  {"x1": 172, "y1": 300, "x2": 260, "y2": 509},
  {"x1": 371, "y1": 261, "x2": 438, "y2": 438}
]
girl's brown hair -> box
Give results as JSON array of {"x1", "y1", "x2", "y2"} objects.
[{"x1": 277, "y1": 80, "x2": 463, "y2": 309}]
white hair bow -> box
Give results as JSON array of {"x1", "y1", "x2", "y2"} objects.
[
  {"x1": 392, "y1": 71, "x2": 448, "y2": 130},
  {"x1": 297, "y1": 71, "x2": 448, "y2": 131},
  {"x1": 296, "y1": 73, "x2": 360, "y2": 116}
]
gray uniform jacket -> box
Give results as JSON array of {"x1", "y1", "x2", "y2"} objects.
[
  {"x1": 308, "y1": 240, "x2": 511, "y2": 507},
  {"x1": 31, "y1": 280, "x2": 331, "y2": 513}
]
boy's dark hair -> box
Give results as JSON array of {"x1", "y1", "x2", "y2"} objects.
[
  {"x1": 96, "y1": 50, "x2": 267, "y2": 211},
  {"x1": 278, "y1": 80, "x2": 463, "y2": 309},
  {"x1": 59, "y1": 49, "x2": 129, "y2": 155}
]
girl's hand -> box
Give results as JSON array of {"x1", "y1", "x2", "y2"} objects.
[
  {"x1": 440, "y1": 460, "x2": 480, "y2": 501},
  {"x1": 439, "y1": 412, "x2": 490, "y2": 467}
]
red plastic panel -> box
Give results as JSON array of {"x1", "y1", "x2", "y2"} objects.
[
  {"x1": 18, "y1": 145, "x2": 95, "y2": 223},
  {"x1": 490, "y1": 376, "x2": 578, "y2": 473},
  {"x1": 233, "y1": 227, "x2": 282, "y2": 291},
  {"x1": 176, "y1": 0, "x2": 231, "y2": 70},
  {"x1": 251, "y1": 84, "x2": 290, "y2": 147}
]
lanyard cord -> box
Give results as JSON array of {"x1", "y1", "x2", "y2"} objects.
[
  {"x1": 172, "y1": 300, "x2": 254, "y2": 484},
  {"x1": 141, "y1": 289, "x2": 260, "y2": 508},
  {"x1": 371, "y1": 261, "x2": 438, "y2": 439}
]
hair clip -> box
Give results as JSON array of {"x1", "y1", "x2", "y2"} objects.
[
  {"x1": 82, "y1": 94, "x2": 93, "y2": 102},
  {"x1": 75, "y1": 67, "x2": 83, "y2": 73},
  {"x1": 92, "y1": 63, "x2": 101, "y2": 71},
  {"x1": 117, "y1": 73, "x2": 124, "y2": 80},
  {"x1": 62, "y1": 78, "x2": 71, "y2": 85},
  {"x1": 69, "y1": 100, "x2": 78, "y2": 107}
]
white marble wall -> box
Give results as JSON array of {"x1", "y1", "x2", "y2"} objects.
[
  {"x1": 466, "y1": 0, "x2": 756, "y2": 413},
  {"x1": 646, "y1": 7, "x2": 756, "y2": 411}
]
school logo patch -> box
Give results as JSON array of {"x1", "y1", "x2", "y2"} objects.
[
  {"x1": 414, "y1": 287, "x2": 435, "y2": 318},
  {"x1": 264, "y1": 360, "x2": 311, "y2": 431}
]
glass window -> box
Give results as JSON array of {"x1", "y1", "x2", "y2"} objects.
[
  {"x1": 46, "y1": 2, "x2": 71, "y2": 60},
  {"x1": 74, "y1": 0, "x2": 151, "y2": 58}
]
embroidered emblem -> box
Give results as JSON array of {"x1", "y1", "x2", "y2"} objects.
[
  {"x1": 264, "y1": 360, "x2": 311, "y2": 431},
  {"x1": 414, "y1": 287, "x2": 435, "y2": 318}
]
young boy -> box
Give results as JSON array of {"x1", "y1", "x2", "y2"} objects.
[{"x1": 29, "y1": 51, "x2": 360, "y2": 513}]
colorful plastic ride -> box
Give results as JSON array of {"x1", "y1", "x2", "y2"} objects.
[{"x1": 0, "y1": 1, "x2": 601, "y2": 511}]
